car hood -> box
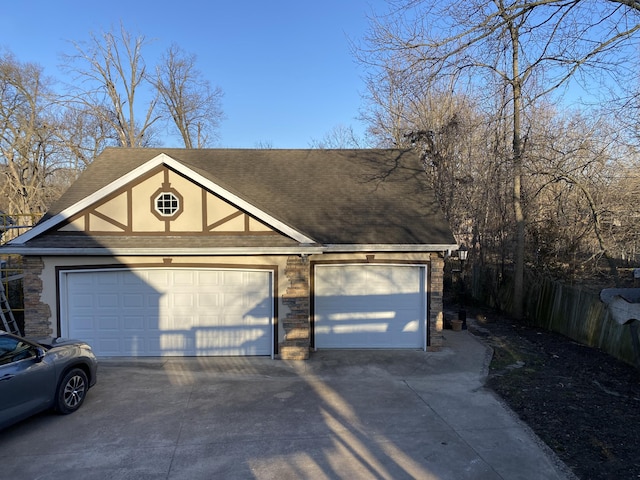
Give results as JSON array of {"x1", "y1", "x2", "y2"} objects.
[{"x1": 31, "y1": 337, "x2": 88, "y2": 349}]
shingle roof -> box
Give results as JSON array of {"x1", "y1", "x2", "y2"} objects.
[{"x1": 37, "y1": 148, "x2": 456, "y2": 248}]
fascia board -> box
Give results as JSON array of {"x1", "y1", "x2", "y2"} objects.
[
  {"x1": 0, "y1": 244, "x2": 459, "y2": 255},
  {"x1": 323, "y1": 244, "x2": 460, "y2": 252},
  {"x1": 10, "y1": 153, "x2": 315, "y2": 245},
  {"x1": 0, "y1": 246, "x2": 326, "y2": 256}
]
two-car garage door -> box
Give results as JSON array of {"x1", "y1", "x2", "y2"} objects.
[{"x1": 60, "y1": 268, "x2": 273, "y2": 357}]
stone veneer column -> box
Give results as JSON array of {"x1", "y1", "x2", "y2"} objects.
[
  {"x1": 22, "y1": 256, "x2": 52, "y2": 337},
  {"x1": 428, "y1": 253, "x2": 445, "y2": 351},
  {"x1": 280, "y1": 255, "x2": 310, "y2": 360}
]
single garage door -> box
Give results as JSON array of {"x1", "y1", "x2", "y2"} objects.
[
  {"x1": 314, "y1": 264, "x2": 426, "y2": 349},
  {"x1": 60, "y1": 268, "x2": 273, "y2": 357}
]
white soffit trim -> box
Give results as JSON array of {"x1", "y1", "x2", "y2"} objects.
[
  {"x1": 0, "y1": 246, "x2": 326, "y2": 256},
  {"x1": 10, "y1": 153, "x2": 315, "y2": 245},
  {"x1": 324, "y1": 244, "x2": 459, "y2": 252}
]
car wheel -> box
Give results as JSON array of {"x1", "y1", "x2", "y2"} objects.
[{"x1": 56, "y1": 368, "x2": 88, "y2": 414}]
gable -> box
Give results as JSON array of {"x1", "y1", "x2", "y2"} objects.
[
  {"x1": 56, "y1": 165, "x2": 277, "y2": 236},
  {"x1": 11, "y1": 153, "x2": 317, "y2": 247}
]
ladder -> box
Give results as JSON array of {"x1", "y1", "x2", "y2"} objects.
[{"x1": 0, "y1": 286, "x2": 19, "y2": 335}]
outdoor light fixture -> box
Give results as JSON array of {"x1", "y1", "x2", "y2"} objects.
[{"x1": 457, "y1": 244, "x2": 469, "y2": 330}]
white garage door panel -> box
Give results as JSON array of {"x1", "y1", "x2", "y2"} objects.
[
  {"x1": 63, "y1": 269, "x2": 273, "y2": 357},
  {"x1": 314, "y1": 264, "x2": 425, "y2": 349}
]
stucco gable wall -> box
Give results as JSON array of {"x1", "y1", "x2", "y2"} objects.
[{"x1": 56, "y1": 166, "x2": 279, "y2": 237}]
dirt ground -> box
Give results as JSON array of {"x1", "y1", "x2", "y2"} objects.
[{"x1": 463, "y1": 306, "x2": 640, "y2": 480}]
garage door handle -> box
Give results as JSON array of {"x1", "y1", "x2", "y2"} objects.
[{"x1": 0, "y1": 374, "x2": 14, "y2": 382}]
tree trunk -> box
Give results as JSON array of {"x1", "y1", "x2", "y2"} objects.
[{"x1": 509, "y1": 15, "x2": 525, "y2": 320}]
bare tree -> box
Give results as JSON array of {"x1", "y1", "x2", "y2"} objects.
[
  {"x1": 62, "y1": 23, "x2": 160, "y2": 148},
  {"x1": 0, "y1": 27, "x2": 230, "y2": 221},
  {"x1": 359, "y1": 65, "x2": 415, "y2": 147},
  {"x1": 526, "y1": 109, "x2": 625, "y2": 281},
  {"x1": 57, "y1": 105, "x2": 114, "y2": 170},
  {"x1": 309, "y1": 124, "x2": 366, "y2": 149},
  {"x1": 154, "y1": 45, "x2": 224, "y2": 148},
  {"x1": 0, "y1": 51, "x2": 66, "y2": 217},
  {"x1": 359, "y1": 0, "x2": 640, "y2": 317},
  {"x1": 254, "y1": 140, "x2": 274, "y2": 149}
]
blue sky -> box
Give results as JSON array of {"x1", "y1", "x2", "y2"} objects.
[{"x1": 3, "y1": 1, "x2": 389, "y2": 148}]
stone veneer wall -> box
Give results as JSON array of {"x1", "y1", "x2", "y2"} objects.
[
  {"x1": 428, "y1": 253, "x2": 445, "y2": 351},
  {"x1": 22, "y1": 256, "x2": 52, "y2": 337},
  {"x1": 280, "y1": 255, "x2": 310, "y2": 360}
]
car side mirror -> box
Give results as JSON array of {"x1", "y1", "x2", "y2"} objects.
[{"x1": 35, "y1": 347, "x2": 46, "y2": 362}]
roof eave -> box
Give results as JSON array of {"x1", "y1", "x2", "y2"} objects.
[
  {"x1": 0, "y1": 243, "x2": 459, "y2": 256},
  {"x1": 320, "y1": 244, "x2": 459, "y2": 253},
  {"x1": 0, "y1": 246, "x2": 326, "y2": 256}
]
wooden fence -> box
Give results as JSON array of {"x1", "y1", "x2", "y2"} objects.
[{"x1": 469, "y1": 266, "x2": 638, "y2": 366}]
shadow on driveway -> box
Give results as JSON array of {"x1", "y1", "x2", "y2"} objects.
[{"x1": 0, "y1": 332, "x2": 573, "y2": 480}]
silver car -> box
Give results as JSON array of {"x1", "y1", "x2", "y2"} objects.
[{"x1": 0, "y1": 331, "x2": 98, "y2": 430}]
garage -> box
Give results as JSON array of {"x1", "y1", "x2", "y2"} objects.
[
  {"x1": 313, "y1": 264, "x2": 427, "y2": 349},
  {"x1": 59, "y1": 268, "x2": 274, "y2": 357},
  {"x1": 6, "y1": 149, "x2": 458, "y2": 359}
]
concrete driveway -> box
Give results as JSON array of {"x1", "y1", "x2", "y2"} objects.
[{"x1": 0, "y1": 331, "x2": 573, "y2": 480}]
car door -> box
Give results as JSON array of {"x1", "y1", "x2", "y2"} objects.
[{"x1": 0, "y1": 336, "x2": 56, "y2": 428}]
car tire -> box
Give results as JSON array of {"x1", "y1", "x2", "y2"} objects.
[{"x1": 56, "y1": 368, "x2": 88, "y2": 414}]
